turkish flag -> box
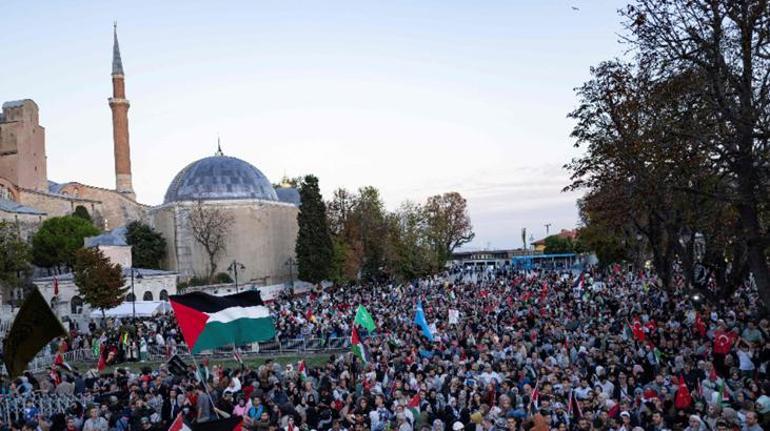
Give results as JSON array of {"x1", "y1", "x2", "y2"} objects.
[
  {"x1": 713, "y1": 330, "x2": 736, "y2": 354},
  {"x1": 674, "y1": 375, "x2": 692, "y2": 409}
]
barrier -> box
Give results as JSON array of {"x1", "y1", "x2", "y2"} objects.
[{"x1": 0, "y1": 393, "x2": 89, "y2": 426}]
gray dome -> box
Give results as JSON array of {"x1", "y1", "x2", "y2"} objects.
[{"x1": 164, "y1": 155, "x2": 278, "y2": 204}]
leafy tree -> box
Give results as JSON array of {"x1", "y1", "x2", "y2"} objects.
[
  {"x1": 386, "y1": 201, "x2": 435, "y2": 280},
  {"x1": 296, "y1": 175, "x2": 333, "y2": 283},
  {"x1": 73, "y1": 247, "x2": 127, "y2": 319},
  {"x1": 354, "y1": 187, "x2": 390, "y2": 281},
  {"x1": 72, "y1": 205, "x2": 92, "y2": 223},
  {"x1": 543, "y1": 235, "x2": 573, "y2": 254},
  {"x1": 618, "y1": 0, "x2": 770, "y2": 309},
  {"x1": 424, "y1": 192, "x2": 475, "y2": 269},
  {"x1": 188, "y1": 201, "x2": 234, "y2": 282},
  {"x1": 125, "y1": 221, "x2": 167, "y2": 269},
  {"x1": 0, "y1": 221, "x2": 32, "y2": 300},
  {"x1": 31, "y1": 216, "x2": 100, "y2": 271}
]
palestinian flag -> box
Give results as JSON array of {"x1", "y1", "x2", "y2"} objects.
[
  {"x1": 298, "y1": 360, "x2": 308, "y2": 381},
  {"x1": 169, "y1": 414, "x2": 192, "y2": 431},
  {"x1": 407, "y1": 394, "x2": 421, "y2": 421},
  {"x1": 170, "y1": 291, "x2": 276, "y2": 353},
  {"x1": 351, "y1": 326, "x2": 368, "y2": 363}
]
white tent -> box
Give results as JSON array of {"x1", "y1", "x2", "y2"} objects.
[{"x1": 90, "y1": 301, "x2": 172, "y2": 318}]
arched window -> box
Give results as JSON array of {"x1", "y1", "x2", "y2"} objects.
[
  {"x1": 71, "y1": 296, "x2": 83, "y2": 315},
  {"x1": 126, "y1": 293, "x2": 135, "y2": 302},
  {"x1": 143, "y1": 291, "x2": 153, "y2": 301},
  {"x1": 159, "y1": 289, "x2": 168, "y2": 301}
]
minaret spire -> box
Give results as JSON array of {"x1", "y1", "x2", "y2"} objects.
[
  {"x1": 109, "y1": 23, "x2": 134, "y2": 199},
  {"x1": 112, "y1": 22, "x2": 124, "y2": 76}
]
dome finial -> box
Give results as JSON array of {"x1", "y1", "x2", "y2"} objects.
[{"x1": 215, "y1": 134, "x2": 224, "y2": 156}]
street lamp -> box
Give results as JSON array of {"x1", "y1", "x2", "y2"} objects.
[
  {"x1": 284, "y1": 257, "x2": 297, "y2": 288},
  {"x1": 228, "y1": 260, "x2": 246, "y2": 293},
  {"x1": 130, "y1": 268, "x2": 143, "y2": 319}
]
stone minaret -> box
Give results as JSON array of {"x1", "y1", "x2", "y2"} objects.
[{"x1": 109, "y1": 23, "x2": 135, "y2": 199}]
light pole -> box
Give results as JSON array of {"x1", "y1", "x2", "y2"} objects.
[
  {"x1": 130, "y1": 268, "x2": 143, "y2": 319},
  {"x1": 228, "y1": 260, "x2": 245, "y2": 292},
  {"x1": 284, "y1": 257, "x2": 297, "y2": 288}
]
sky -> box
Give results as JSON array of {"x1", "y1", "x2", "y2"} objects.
[{"x1": 0, "y1": 0, "x2": 626, "y2": 250}]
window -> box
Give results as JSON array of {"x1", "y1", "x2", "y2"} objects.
[
  {"x1": 159, "y1": 290, "x2": 168, "y2": 301},
  {"x1": 126, "y1": 293, "x2": 135, "y2": 302},
  {"x1": 143, "y1": 291, "x2": 153, "y2": 301}
]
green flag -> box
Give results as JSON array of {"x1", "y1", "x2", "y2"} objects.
[
  {"x1": 354, "y1": 305, "x2": 376, "y2": 332},
  {"x1": 3, "y1": 288, "x2": 68, "y2": 378}
]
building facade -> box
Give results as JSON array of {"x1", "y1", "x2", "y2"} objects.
[{"x1": 0, "y1": 26, "x2": 146, "y2": 233}]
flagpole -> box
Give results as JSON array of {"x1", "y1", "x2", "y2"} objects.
[{"x1": 188, "y1": 352, "x2": 221, "y2": 420}]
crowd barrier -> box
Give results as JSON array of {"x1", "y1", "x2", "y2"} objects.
[
  {"x1": 0, "y1": 392, "x2": 89, "y2": 426},
  {"x1": 3, "y1": 335, "x2": 361, "y2": 376}
]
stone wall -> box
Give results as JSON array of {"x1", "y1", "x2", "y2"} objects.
[
  {"x1": 0, "y1": 100, "x2": 48, "y2": 192},
  {"x1": 0, "y1": 210, "x2": 45, "y2": 240},
  {"x1": 97, "y1": 244, "x2": 132, "y2": 269},
  {"x1": 56, "y1": 183, "x2": 147, "y2": 229},
  {"x1": 19, "y1": 188, "x2": 102, "y2": 220},
  {"x1": 149, "y1": 200, "x2": 299, "y2": 284}
]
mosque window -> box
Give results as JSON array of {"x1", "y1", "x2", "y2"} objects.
[
  {"x1": 159, "y1": 290, "x2": 168, "y2": 301},
  {"x1": 143, "y1": 291, "x2": 153, "y2": 301},
  {"x1": 126, "y1": 292, "x2": 135, "y2": 302}
]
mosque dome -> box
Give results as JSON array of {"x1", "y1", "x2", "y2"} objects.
[{"x1": 163, "y1": 153, "x2": 278, "y2": 204}]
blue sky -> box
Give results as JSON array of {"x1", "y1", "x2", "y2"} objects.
[{"x1": 0, "y1": 0, "x2": 626, "y2": 249}]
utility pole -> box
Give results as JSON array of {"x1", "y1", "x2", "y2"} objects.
[{"x1": 228, "y1": 260, "x2": 245, "y2": 293}]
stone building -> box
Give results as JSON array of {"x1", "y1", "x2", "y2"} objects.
[
  {"x1": 2, "y1": 24, "x2": 301, "y2": 298},
  {"x1": 33, "y1": 226, "x2": 178, "y2": 319},
  {"x1": 150, "y1": 150, "x2": 300, "y2": 285},
  {"x1": 0, "y1": 25, "x2": 146, "y2": 232}
]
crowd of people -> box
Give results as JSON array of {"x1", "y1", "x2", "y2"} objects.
[{"x1": 3, "y1": 265, "x2": 770, "y2": 431}]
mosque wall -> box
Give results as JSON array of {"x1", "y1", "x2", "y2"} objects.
[
  {"x1": 0, "y1": 209, "x2": 44, "y2": 240},
  {"x1": 18, "y1": 189, "x2": 102, "y2": 220},
  {"x1": 56, "y1": 183, "x2": 147, "y2": 230},
  {"x1": 149, "y1": 200, "x2": 298, "y2": 284}
]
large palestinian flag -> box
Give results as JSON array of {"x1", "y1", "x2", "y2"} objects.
[{"x1": 170, "y1": 290, "x2": 276, "y2": 353}]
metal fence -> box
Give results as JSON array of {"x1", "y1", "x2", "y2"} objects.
[
  {"x1": 0, "y1": 393, "x2": 89, "y2": 425},
  {"x1": 3, "y1": 336, "x2": 356, "y2": 376}
]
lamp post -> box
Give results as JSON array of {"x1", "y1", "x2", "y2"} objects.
[
  {"x1": 130, "y1": 268, "x2": 143, "y2": 319},
  {"x1": 284, "y1": 257, "x2": 297, "y2": 288},
  {"x1": 228, "y1": 260, "x2": 245, "y2": 293}
]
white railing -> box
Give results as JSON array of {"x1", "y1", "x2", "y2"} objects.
[{"x1": 0, "y1": 392, "x2": 89, "y2": 426}]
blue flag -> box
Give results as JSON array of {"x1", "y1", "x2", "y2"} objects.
[{"x1": 414, "y1": 301, "x2": 434, "y2": 341}]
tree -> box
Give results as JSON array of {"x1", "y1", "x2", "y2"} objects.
[
  {"x1": 353, "y1": 187, "x2": 390, "y2": 281},
  {"x1": 31, "y1": 215, "x2": 100, "y2": 272},
  {"x1": 620, "y1": 0, "x2": 770, "y2": 309},
  {"x1": 0, "y1": 221, "x2": 32, "y2": 301},
  {"x1": 187, "y1": 201, "x2": 234, "y2": 282},
  {"x1": 424, "y1": 192, "x2": 475, "y2": 269},
  {"x1": 125, "y1": 221, "x2": 167, "y2": 269},
  {"x1": 543, "y1": 235, "x2": 573, "y2": 254},
  {"x1": 386, "y1": 201, "x2": 435, "y2": 280},
  {"x1": 72, "y1": 205, "x2": 92, "y2": 224},
  {"x1": 296, "y1": 175, "x2": 334, "y2": 283},
  {"x1": 73, "y1": 247, "x2": 126, "y2": 319}
]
